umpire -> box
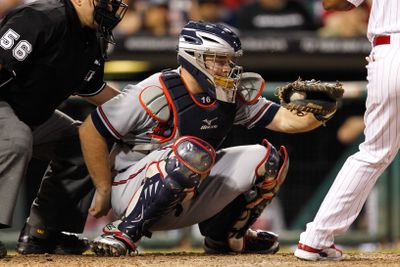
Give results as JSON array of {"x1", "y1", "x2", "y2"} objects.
[{"x1": 0, "y1": 0, "x2": 127, "y2": 258}]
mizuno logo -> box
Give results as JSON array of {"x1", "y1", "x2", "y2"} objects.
[{"x1": 201, "y1": 117, "x2": 218, "y2": 130}]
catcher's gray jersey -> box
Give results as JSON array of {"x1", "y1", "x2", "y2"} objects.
[
  {"x1": 92, "y1": 68, "x2": 281, "y2": 221},
  {"x1": 92, "y1": 68, "x2": 279, "y2": 172}
]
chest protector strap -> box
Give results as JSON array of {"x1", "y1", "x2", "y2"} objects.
[{"x1": 160, "y1": 70, "x2": 236, "y2": 149}]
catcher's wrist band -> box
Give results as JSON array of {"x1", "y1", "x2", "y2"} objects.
[{"x1": 313, "y1": 112, "x2": 334, "y2": 126}]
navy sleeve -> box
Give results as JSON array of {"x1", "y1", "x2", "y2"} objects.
[
  {"x1": 253, "y1": 102, "x2": 280, "y2": 128},
  {"x1": 91, "y1": 108, "x2": 119, "y2": 141}
]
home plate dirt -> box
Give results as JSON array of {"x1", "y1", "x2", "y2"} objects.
[{"x1": 1, "y1": 251, "x2": 400, "y2": 267}]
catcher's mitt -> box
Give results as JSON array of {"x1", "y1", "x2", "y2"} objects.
[{"x1": 276, "y1": 78, "x2": 344, "y2": 123}]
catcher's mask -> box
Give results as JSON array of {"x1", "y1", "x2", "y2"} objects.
[
  {"x1": 93, "y1": 0, "x2": 127, "y2": 58},
  {"x1": 177, "y1": 21, "x2": 243, "y2": 103}
]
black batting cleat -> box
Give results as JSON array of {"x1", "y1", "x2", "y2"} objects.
[
  {"x1": 0, "y1": 240, "x2": 6, "y2": 258},
  {"x1": 204, "y1": 229, "x2": 279, "y2": 254},
  {"x1": 16, "y1": 223, "x2": 89, "y2": 255}
]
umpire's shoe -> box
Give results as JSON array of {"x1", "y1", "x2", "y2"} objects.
[
  {"x1": 16, "y1": 223, "x2": 89, "y2": 255},
  {"x1": 0, "y1": 240, "x2": 6, "y2": 258},
  {"x1": 204, "y1": 229, "x2": 280, "y2": 254}
]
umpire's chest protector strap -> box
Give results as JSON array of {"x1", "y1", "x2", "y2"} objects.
[{"x1": 160, "y1": 70, "x2": 236, "y2": 148}]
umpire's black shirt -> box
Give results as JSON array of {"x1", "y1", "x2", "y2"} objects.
[{"x1": 0, "y1": 0, "x2": 106, "y2": 127}]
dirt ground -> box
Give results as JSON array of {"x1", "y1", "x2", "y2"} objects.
[{"x1": 1, "y1": 250, "x2": 400, "y2": 267}]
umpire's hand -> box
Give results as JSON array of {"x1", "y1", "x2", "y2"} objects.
[{"x1": 89, "y1": 189, "x2": 111, "y2": 218}]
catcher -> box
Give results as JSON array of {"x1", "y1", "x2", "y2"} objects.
[{"x1": 79, "y1": 21, "x2": 344, "y2": 256}]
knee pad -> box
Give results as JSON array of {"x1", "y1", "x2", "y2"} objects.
[
  {"x1": 253, "y1": 139, "x2": 289, "y2": 202},
  {"x1": 233, "y1": 139, "x2": 288, "y2": 236},
  {"x1": 164, "y1": 136, "x2": 216, "y2": 189}
]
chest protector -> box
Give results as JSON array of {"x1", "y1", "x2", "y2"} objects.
[{"x1": 160, "y1": 70, "x2": 236, "y2": 149}]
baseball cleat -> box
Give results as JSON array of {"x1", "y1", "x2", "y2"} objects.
[
  {"x1": 204, "y1": 229, "x2": 279, "y2": 254},
  {"x1": 51, "y1": 231, "x2": 90, "y2": 255},
  {"x1": 91, "y1": 233, "x2": 137, "y2": 256},
  {"x1": 0, "y1": 240, "x2": 6, "y2": 258},
  {"x1": 16, "y1": 223, "x2": 89, "y2": 255},
  {"x1": 294, "y1": 243, "x2": 343, "y2": 261}
]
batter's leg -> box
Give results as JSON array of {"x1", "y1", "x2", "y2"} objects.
[{"x1": 297, "y1": 45, "x2": 400, "y2": 254}]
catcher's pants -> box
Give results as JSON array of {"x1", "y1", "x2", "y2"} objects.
[
  {"x1": 111, "y1": 144, "x2": 267, "y2": 231},
  {"x1": 0, "y1": 100, "x2": 93, "y2": 233}
]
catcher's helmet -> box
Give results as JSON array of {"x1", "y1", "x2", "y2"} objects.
[
  {"x1": 93, "y1": 0, "x2": 127, "y2": 58},
  {"x1": 178, "y1": 21, "x2": 243, "y2": 103}
]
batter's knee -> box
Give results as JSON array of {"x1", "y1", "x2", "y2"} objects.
[
  {"x1": 357, "y1": 146, "x2": 398, "y2": 166},
  {"x1": 165, "y1": 136, "x2": 216, "y2": 189}
]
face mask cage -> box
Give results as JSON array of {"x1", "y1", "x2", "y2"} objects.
[
  {"x1": 94, "y1": 0, "x2": 128, "y2": 58},
  {"x1": 94, "y1": 0, "x2": 128, "y2": 33},
  {"x1": 198, "y1": 51, "x2": 243, "y2": 103}
]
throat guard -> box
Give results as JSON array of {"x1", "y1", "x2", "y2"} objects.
[{"x1": 160, "y1": 71, "x2": 236, "y2": 148}]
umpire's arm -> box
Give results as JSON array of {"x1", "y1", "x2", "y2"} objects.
[
  {"x1": 84, "y1": 84, "x2": 120, "y2": 106},
  {"x1": 79, "y1": 115, "x2": 112, "y2": 218},
  {"x1": 266, "y1": 106, "x2": 323, "y2": 133}
]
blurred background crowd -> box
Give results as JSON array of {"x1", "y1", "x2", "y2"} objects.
[
  {"x1": 0, "y1": 0, "x2": 371, "y2": 38},
  {"x1": 112, "y1": 0, "x2": 371, "y2": 38}
]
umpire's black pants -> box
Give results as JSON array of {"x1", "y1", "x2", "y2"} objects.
[{"x1": 0, "y1": 101, "x2": 93, "y2": 233}]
